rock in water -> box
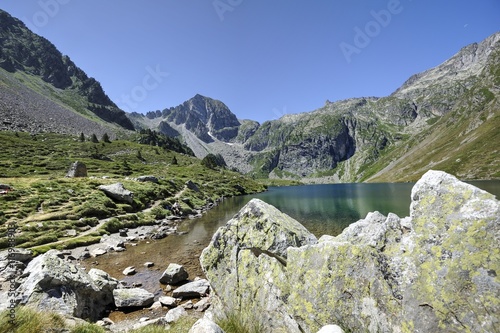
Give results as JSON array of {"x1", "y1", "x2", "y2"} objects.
[
  {"x1": 159, "y1": 263, "x2": 188, "y2": 285},
  {"x1": 200, "y1": 171, "x2": 500, "y2": 333},
  {"x1": 66, "y1": 161, "x2": 87, "y2": 178},
  {"x1": 113, "y1": 288, "x2": 155, "y2": 308},
  {"x1": 98, "y1": 183, "x2": 134, "y2": 204}
]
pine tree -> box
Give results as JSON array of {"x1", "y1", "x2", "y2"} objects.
[
  {"x1": 79, "y1": 132, "x2": 85, "y2": 142},
  {"x1": 102, "y1": 132, "x2": 111, "y2": 143},
  {"x1": 90, "y1": 134, "x2": 99, "y2": 143}
]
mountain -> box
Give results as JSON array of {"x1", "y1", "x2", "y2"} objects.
[
  {"x1": 130, "y1": 32, "x2": 499, "y2": 182},
  {"x1": 0, "y1": 9, "x2": 134, "y2": 137}
]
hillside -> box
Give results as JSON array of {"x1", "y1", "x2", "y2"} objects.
[
  {"x1": 0, "y1": 130, "x2": 265, "y2": 253},
  {"x1": 0, "y1": 9, "x2": 134, "y2": 137},
  {"x1": 131, "y1": 32, "x2": 500, "y2": 182}
]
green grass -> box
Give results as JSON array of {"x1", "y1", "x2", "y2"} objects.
[
  {"x1": 216, "y1": 311, "x2": 265, "y2": 333},
  {"x1": 0, "y1": 307, "x2": 105, "y2": 333},
  {"x1": 0, "y1": 131, "x2": 266, "y2": 251}
]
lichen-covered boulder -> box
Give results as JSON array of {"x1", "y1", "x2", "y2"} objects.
[
  {"x1": 200, "y1": 198, "x2": 318, "y2": 333},
  {"x1": 201, "y1": 171, "x2": 500, "y2": 333},
  {"x1": 14, "y1": 250, "x2": 115, "y2": 320}
]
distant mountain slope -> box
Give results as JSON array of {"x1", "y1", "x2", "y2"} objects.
[
  {"x1": 131, "y1": 32, "x2": 500, "y2": 182},
  {"x1": 0, "y1": 9, "x2": 134, "y2": 136}
]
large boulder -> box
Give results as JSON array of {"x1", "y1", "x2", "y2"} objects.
[
  {"x1": 200, "y1": 198, "x2": 318, "y2": 333},
  {"x1": 98, "y1": 183, "x2": 134, "y2": 204},
  {"x1": 200, "y1": 171, "x2": 500, "y2": 333},
  {"x1": 66, "y1": 161, "x2": 87, "y2": 178},
  {"x1": 14, "y1": 250, "x2": 116, "y2": 320}
]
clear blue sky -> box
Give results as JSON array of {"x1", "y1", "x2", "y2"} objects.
[{"x1": 1, "y1": 1, "x2": 499, "y2": 123}]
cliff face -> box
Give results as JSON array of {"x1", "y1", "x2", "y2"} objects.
[{"x1": 201, "y1": 170, "x2": 500, "y2": 333}]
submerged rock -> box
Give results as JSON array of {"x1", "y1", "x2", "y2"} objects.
[{"x1": 200, "y1": 171, "x2": 500, "y2": 333}]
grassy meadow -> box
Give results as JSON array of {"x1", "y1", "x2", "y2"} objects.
[{"x1": 0, "y1": 131, "x2": 266, "y2": 254}]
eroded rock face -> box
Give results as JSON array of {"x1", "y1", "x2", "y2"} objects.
[
  {"x1": 14, "y1": 250, "x2": 116, "y2": 321},
  {"x1": 200, "y1": 171, "x2": 500, "y2": 333}
]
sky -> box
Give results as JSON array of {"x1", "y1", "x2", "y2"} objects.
[{"x1": 1, "y1": 1, "x2": 499, "y2": 123}]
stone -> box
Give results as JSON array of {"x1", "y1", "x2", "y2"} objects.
[
  {"x1": 0, "y1": 248, "x2": 33, "y2": 263},
  {"x1": 185, "y1": 180, "x2": 200, "y2": 192},
  {"x1": 317, "y1": 325, "x2": 344, "y2": 333},
  {"x1": 200, "y1": 172, "x2": 500, "y2": 333},
  {"x1": 144, "y1": 262, "x2": 154, "y2": 268},
  {"x1": 122, "y1": 266, "x2": 136, "y2": 275},
  {"x1": 100, "y1": 234, "x2": 126, "y2": 251},
  {"x1": 149, "y1": 301, "x2": 162, "y2": 310},
  {"x1": 159, "y1": 263, "x2": 188, "y2": 285},
  {"x1": 182, "y1": 300, "x2": 194, "y2": 309},
  {"x1": 164, "y1": 306, "x2": 187, "y2": 323},
  {"x1": 66, "y1": 161, "x2": 87, "y2": 178},
  {"x1": 172, "y1": 279, "x2": 210, "y2": 299},
  {"x1": 98, "y1": 183, "x2": 134, "y2": 204},
  {"x1": 90, "y1": 248, "x2": 107, "y2": 257},
  {"x1": 87, "y1": 268, "x2": 118, "y2": 305},
  {"x1": 113, "y1": 288, "x2": 155, "y2": 308},
  {"x1": 137, "y1": 175, "x2": 159, "y2": 183},
  {"x1": 189, "y1": 317, "x2": 225, "y2": 333},
  {"x1": 159, "y1": 296, "x2": 177, "y2": 307},
  {"x1": 14, "y1": 250, "x2": 114, "y2": 320},
  {"x1": 194, "y1": 297, "x2": 211, "y2": 312}
]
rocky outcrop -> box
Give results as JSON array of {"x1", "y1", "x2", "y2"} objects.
[
  {"x1": 201, "y1": 198, "x2": 318, "y2": 333},
  {"x1": 201, "y1": 171, "x2": 500, "y2": 333},
  {"x1": 14, "y1": 250, "x2": 117, "y2": 321},
  {"x1": 98, "y1": 183, "x2": 134, "y2": 204}
]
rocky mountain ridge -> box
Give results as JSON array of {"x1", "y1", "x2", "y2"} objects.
[
  {"x1": 131, "y1": 31, "x2": 499, "y2": 182},
  {"x1": 0, "y1": 9, "x2": 134, "y2": 136}
]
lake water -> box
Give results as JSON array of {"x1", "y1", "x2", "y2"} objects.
[{"x1": 182, "y1": 179, "x2": 500, "y2": 240}]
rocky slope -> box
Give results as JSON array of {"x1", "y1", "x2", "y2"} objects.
[
  {"x1": 131, "y1": 32, "x2": 500, "y2": 182},
  {"x1": 201, "y1": 170, "x2": 500, "y2": 333},
  {"x1": 0, "y1": 9, "x2": 134, "y2": 136}
]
